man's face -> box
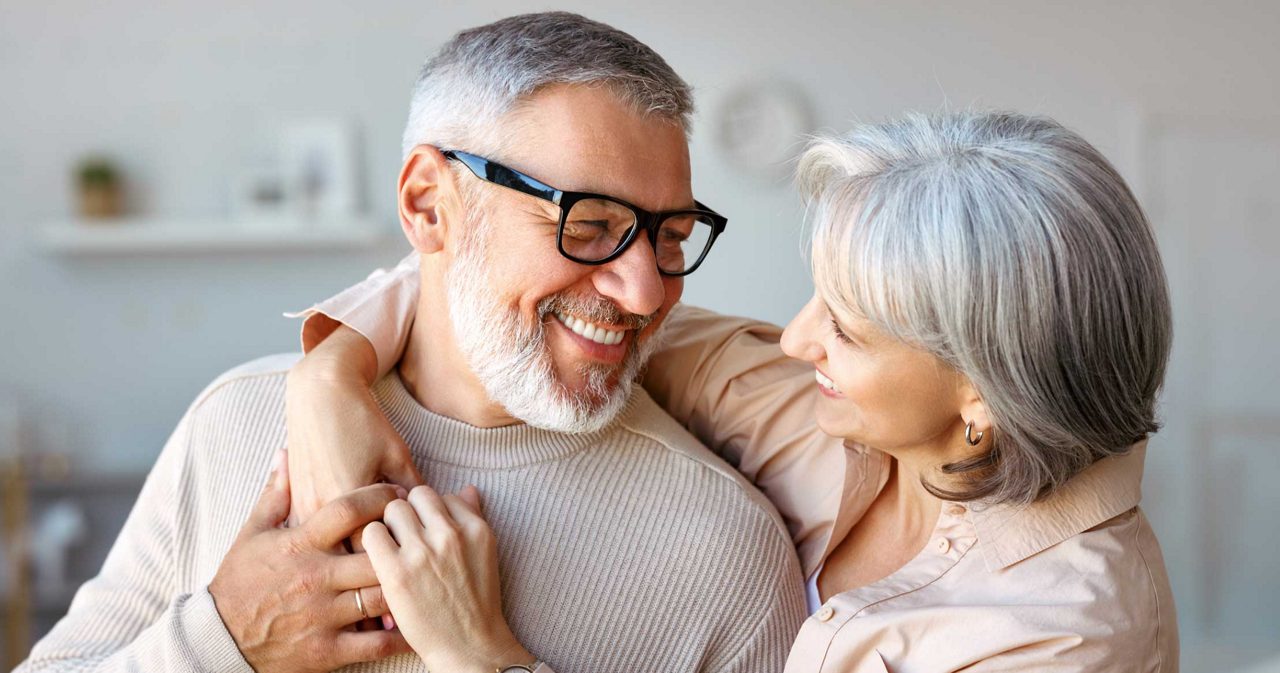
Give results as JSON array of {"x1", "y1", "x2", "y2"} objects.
[{"x1": 446, "y1": 84, "x2": 692, "y2": 432}]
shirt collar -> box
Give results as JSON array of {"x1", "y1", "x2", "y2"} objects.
[{"x1": 965, "y1": 441, "x2": 1148, "y2": 571}]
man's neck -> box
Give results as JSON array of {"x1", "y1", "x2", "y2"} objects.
[{"x1": 398, "y1": 272, "x2": 520, "y2": 429}]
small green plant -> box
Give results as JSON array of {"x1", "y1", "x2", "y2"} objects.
[{"x1": 77, "y1": 157, "x2": 119, "y2": 188}]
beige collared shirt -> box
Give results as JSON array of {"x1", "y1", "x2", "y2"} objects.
[{"x1": 296, "y1": 254, "x2": 1179, "y2": 672}]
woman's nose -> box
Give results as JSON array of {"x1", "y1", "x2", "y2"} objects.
[{"x1": 781, "y1": 296, "x2": 826, "y2": 363}]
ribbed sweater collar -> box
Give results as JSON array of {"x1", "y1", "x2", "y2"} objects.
[{"x1": 372, "y1": 372, "x2": 631, "y2": 470}]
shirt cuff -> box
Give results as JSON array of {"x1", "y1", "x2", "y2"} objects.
[
  {"x1": 177, "y1": 588, "x2": 255, "y2": 673},
  {"x1": 285, "y1": 252, "x2": 420, "y2": 376}
]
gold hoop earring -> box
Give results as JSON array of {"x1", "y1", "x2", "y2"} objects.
[{"x1": 964, "y1": 421, "x2": 985, "y2": 447}]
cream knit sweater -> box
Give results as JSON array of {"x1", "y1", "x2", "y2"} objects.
[{"x1": 17, "y1": 355, "x2": 805, "y2": 672}]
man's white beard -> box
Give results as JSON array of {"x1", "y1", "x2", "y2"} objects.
[{"x1": 446, "y1": 239, "x2": 664, "y2": 434}]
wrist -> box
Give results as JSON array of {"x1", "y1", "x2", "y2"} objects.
[
  {"x1": 291, "y1": 338, "x2": 376, "y2": 391},
  {"x1": 456, "y1": 639, "x2": 535, "y2": 673}
]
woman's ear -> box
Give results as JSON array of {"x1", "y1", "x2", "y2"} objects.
[
  {"x1": 957, "y1": 380, "x2": 992, "y2": 436},
  {"x1": 398, "y1": 145, "x2": 458, "y2": 254}
]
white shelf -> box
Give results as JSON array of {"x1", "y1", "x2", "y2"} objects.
[{"x1": 37, "y1": 216, "x2": 392, "y2": 255}]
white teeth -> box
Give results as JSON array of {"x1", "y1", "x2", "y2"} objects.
[
  {"x1": 815, "y1": 370, "x2": 842, "y2": 393},
  {"x1": 555, "y1": 311, "x2": 625, "y2": 346}
]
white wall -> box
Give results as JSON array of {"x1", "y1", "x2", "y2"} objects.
[{"x1": 2, "y1": 0, "x2": 1278, "y2": 668}]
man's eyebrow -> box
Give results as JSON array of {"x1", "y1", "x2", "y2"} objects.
[{"x1": 565, "y1": 185, "x2": 697, "y2": 212}]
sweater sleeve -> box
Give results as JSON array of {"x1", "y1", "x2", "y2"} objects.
[
  {"x1": 706, "y1": 518, "x2": 806, "y2": 673},
  {"x1": 13, "y1": 415, "x2": 253, "y2": 673}
]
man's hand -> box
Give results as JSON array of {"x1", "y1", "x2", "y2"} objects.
[
  {"x1": 364, "y1": 485, "x2": 535, "y2": 673},
  {"x1": 286, "y1": 325, "x2": 424, "y2": 527},
  {"x1": 209, "y1": 450, "x2": 413, "y2": 673}
]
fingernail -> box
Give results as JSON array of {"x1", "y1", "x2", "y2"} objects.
[
  {"x1": 382, "y1": 614, "x2": 396, "y2": 630},
  {"x1": 271, "y1": 448, "x2": 285, "y2": 472},
  {"x1": 394, "y1": 486, "x2": 408, "y2": 499}
]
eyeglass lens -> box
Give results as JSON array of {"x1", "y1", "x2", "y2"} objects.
[{"x1": 562, "y1": 198, "x2": 715, "y2": 274}]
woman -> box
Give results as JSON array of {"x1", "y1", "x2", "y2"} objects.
[{"x1": 287, "y1": 111, "x2": 1178, "y2": 671}]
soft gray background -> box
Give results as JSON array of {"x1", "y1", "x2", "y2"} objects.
[{"x1": 2, "y1": 1, "x2": 1278, "y2": 670}]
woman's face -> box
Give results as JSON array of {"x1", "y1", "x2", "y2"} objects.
[{"x1": 780, "y1": 292, "x2": 972, "y2": 454}]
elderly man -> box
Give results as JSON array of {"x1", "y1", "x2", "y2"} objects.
[{"x1": 16, "y1": 12, "x2": 804, "y2": 673}]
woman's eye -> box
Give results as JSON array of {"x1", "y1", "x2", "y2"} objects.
[{"x1": 830, "y1": 318, "x2": 855, "y2": 345}]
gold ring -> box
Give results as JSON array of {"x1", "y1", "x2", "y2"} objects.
[{"x1": 355, "y1": 587, "x2": 369, "y2": 620}]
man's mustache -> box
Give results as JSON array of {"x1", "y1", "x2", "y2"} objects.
[{"x1": 538, "y1": 293, "x2": 656, "y2": 331}]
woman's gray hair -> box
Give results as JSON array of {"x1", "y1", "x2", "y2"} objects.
[
  {"x1": 401, "y1": 12, "x2": 693, "y2": 159},
  {"x1": 800, "y1": 111, "x2": 1172, "y2": 505}
]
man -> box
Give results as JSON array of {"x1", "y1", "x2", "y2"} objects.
[{"x1": 16, "y1": 13, "x2": 804, "y2": 673}]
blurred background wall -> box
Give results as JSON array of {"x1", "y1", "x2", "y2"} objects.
[{"x1": 2, "y1": 0, "x2": 1277, "y2": 669}]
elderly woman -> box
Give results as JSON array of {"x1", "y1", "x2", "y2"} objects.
[{"x1": 286, "y1": 111, "x2": 1177, "y2": 671}]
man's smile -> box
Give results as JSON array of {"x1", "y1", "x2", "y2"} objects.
[{"x1": 550, "y1": 310, "x2": 630, "y2": 364}]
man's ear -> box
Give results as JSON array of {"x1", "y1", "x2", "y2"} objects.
[{"x1": 398, "y1": 145, "x2": 458, "y2": 254}]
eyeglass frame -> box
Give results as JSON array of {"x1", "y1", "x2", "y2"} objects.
[{"x1": 441, "y1": 149, "x2": 728, "y2": 277}]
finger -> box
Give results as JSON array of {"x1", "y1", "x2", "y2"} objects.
[
  {"x1": 349, "y1": 527, "x2": 366, "y2": 553},
  {"x1": 324, "y1": 551, "x2": 379, "y2": 590},
  {"x1": 284, "y1": 445, "x2": 314, "y2": 527},
  {"x1": 406, "y1": 486, "x2": 459, "y2": 551},
  {"x1": 381, "y1": 439, "x2": 426, "y2": 492},
  {"x1": 361, "y1": 520, "x2": 400, "y2": 583},
  {"x1": 304, "y1": 483, "x2": 401, "y2": 550},
  {"x1": 250, "y1": 449, "x2": 291, "y2": 532},
  {"x1": 442, "y1": 492, "x2": 486, "y2": 531},
  {"x1": 360, "y1": 522, "x2": 401, "y2": 597},
  {"x1": 381, "y1": 498, "x2": 426, "y2": 548},
  {"x1": 349, "y1": 483, "x2": 405, "y2": 554},
  {"x1": 457, "y1": 484, "x2": 482, "y2": 514},
  {"x1": 334, "y1": 585, "x2": 391, "y2": 626},
  {"x1": 442, "y1": 492, "x2": 496, "y2": 567},
  {"x1": 332, "y1": 629, "x2": 414, "y2": 667}
]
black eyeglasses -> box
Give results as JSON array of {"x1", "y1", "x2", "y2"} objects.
[{"x1": 442, "y1": 149, "x2": 727, "y2": 277}]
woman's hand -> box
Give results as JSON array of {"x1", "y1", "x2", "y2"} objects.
[
  {"x1": 364, "y1": 485, "x2": 535, "y2": 673},
  {"x1": 286, "y1": 325, "x2": 424, "y2": 526}
]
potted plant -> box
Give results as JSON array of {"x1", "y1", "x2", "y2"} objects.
[{"x1": 76, "y1": 157, "x2": 123, "y2": 219}]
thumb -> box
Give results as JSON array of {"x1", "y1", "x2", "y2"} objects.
[
  {"x1": 381, "y1": 439, "x2": 426, "y2": 492},
  {"x1": 458, "y1": 484, "x2": 483, "y2": 514},
  {"x1": 251, "y1": 448, "x2": 292, "y2": 530}
]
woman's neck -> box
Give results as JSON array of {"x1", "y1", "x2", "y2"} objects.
[
  {"x1": 816, "y1": 429, "x2": 973, "y2": 598},
  {"x1": 876, "y1": 418, "x2": 978, "y2": 511},
  {"x1": 816, "y1": 454, "x2": 944, "y2": 598},
  {"x1": 882, "y1": 458, "x2": 944, "y2": 536}
]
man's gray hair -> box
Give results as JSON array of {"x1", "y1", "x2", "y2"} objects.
[
  {"x1": 799, "y1": 111, "x2": 1173, "y2": 505},
  {"x1": 401, "y1": 11, "x2": 694, "y2": 158}
]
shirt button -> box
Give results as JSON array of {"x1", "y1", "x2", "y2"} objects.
[
  {"x1": 815, "y1": 606, "x2": 835, "y2": 622},
  {"x1": 934, "y1": 537, "x2": 951, "y2": 554},
  {"x1": 947, "y1": 504, "x2": 967, "y2": 516}
]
